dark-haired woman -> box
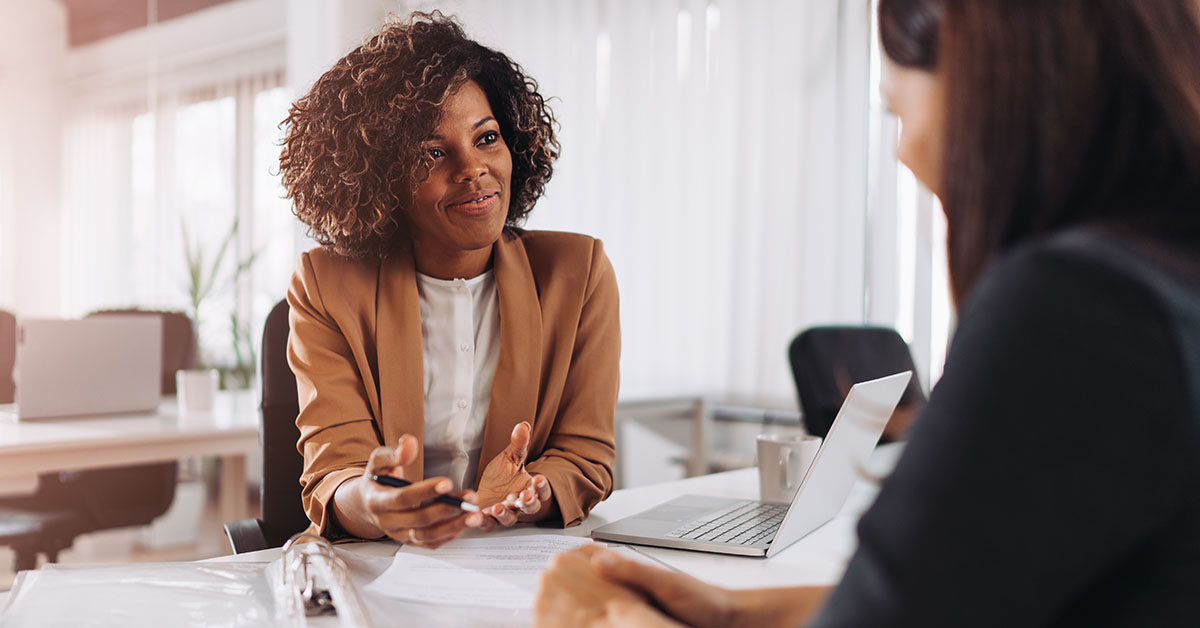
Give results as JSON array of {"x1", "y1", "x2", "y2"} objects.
[
  {"x1": 535, "y1": 0, "x2": 1200, "y2": 625},
  {"x1": 281, "y1": 13, "x2": 618, "y2": 548}
]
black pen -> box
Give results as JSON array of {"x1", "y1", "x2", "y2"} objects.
[{"x1": 370, "y1": 474, "x2": 481, "y2": 512}]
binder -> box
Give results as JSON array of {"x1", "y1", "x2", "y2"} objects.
[{"x1": 0, "y1": 533, "x2": 371, "y2": 628}]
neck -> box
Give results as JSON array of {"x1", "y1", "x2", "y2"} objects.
[{"x1": 410, "y1": 242, "x2": 494, "y2": 280}]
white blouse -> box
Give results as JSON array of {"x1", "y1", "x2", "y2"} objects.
[{"x1": 416, "y1": 270, "x2": 501, "y2": 490}]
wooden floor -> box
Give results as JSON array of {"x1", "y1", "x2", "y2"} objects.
[{"x1": 0, "y1": 481, "x2": 256, "y2": 592}]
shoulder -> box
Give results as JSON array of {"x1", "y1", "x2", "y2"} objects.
[
  {"x1": 297, "y1": 246, "x2": 379, "y2": 276},
  {"x1": 949, "y1": 227, "x2": 1193, "y2": 431},
  {"x1": 505, "y1": 229, "x2": 615, "y2": 287},
  {"x1": 963, "y1": 229, "x2": 1177, "y2": 334},
  {"x1": 508, "y1": 229, "x2": 603, "y2": 261},
  {"x1": 291, "y1": 246, "x2": 381, "y2": 304}
]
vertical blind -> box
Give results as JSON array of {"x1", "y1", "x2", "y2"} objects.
[{"x1": 399, "y1": 0, "x2": 948, "y2": 403}]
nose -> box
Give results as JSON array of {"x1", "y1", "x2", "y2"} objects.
[{"x1": 452, "y1": 151, "x2": 487, "y2": 182}]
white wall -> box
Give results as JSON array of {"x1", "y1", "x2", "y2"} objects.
[{"x1": 0, "y1": 0, "x2": 67, "y2": 316}]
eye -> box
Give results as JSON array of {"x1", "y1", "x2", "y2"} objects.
[
  {"x1": 478, "y1": 131, "x2": 500, "y2": 146},
  {"x1": 427, "y1": 147, "x2": 445, "y2": 159}
]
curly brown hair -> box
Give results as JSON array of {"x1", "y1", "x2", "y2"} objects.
[{"x1": 280, "y1": 12, "x2": 559, "y2": 259}]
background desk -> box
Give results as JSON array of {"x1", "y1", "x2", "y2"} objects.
[{"x1": 0, "y1": 391, "x2": 258, "y2": 525}]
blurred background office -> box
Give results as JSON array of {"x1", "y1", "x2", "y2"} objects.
[{"x1": 0, "y1": 0, "x2": 950, "y2": 578}]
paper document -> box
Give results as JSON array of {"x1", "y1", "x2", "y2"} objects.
[{"x1": 363, "y1": 535, "x2": 593, "y2": 610}]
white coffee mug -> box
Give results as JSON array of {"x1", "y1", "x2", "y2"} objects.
[
  {"x1": 757, "y1": 433, "x2": 823, "y2": 504},
  {"x1": 176, "y1": 368, "x2": 218, "y2": 416}
]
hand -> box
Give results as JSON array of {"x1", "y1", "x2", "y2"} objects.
[
  {"x1": 475, "y1": 421, "x2": 555, "y2": 526},
  {"x1": 585, "y1": 546, "x2": 734, "y2": 628},
  {"x1": 534, "y1": 545, "x2": 683, "y2": 628},
  {"x1": 590, "y1": 546, "x2": 832, "y2": 628},
  {"x1": 332, "y1": 434, "x2": 493, "y2": 548}
]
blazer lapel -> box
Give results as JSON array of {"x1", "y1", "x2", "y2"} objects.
[
  {"x1": 376, "y1": 246, "x2": 426, "y2": 480},
  {"x1": 476, "y1": 234, "x2": 543, "y2": 485}
]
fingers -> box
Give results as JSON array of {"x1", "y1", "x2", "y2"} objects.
[
  {"x1": 591, "y1": 549, "x2": 680, "y2": 597},
  {"x1": 533, "y1": 475, "x2": 552, "y2": 502},
  {"x1": 391, "y1": 510, "x2": 474, "y2": 547},
  {"x1": 484, "y1": 475, "x2": 552, "y2": 526},
  {"x1": 369, "y1": 476, "x2": 455, "y2": 512},
  {"x1": 460, "y1": 491, "x2": 496, "y2": 532},
  {"x1": 514, "y1": 487, "x2": 540, "y2": 514},
  {"x1": 487, "y1": 502, "x2": 519, "y2": 527},
  {"x1": 505, "y1": 421, "x2": 531, "y2": 466},
  {"x1": 367, "y1": 475, "x2": 473, "y2": 532}
]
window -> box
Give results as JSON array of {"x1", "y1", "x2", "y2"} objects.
[{"x1": 61, "y1": 72, "x2": 293, "y2": 384}]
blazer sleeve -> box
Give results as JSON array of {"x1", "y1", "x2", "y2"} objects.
[
  {"x1": 287, "y1": 251, "x2": 383, "y2": 537},
  {"x1": 525, "y1": 240, "x2": 620, "y2": 526}
]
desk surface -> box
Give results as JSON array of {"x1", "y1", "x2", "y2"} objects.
[
  {"x1": 0, "y1": 392, "x2": 258, "y2": 487},
  {"x1": 221, "y1": 442, "x2": 902, "y2": 591},
  {"x1": 0, "y1": 444, "x2": 901, "y2": 623},
  {"x1": 0, "y1": 391, "x2": 259, "y2": 526}
]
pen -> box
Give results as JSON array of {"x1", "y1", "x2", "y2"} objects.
[{"x1": 370, "y1": 474, "x2": 482, "y2": 512}]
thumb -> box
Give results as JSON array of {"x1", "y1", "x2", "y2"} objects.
[
  {"x1": 393, "y1": 434, "x2": 419, "y2": 477},
  {"x1": 505, "y1": 421, "x2": 531, "y2": 465}
]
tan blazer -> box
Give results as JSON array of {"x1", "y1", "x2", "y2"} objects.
[{"x1": 287, "y1": 229, "x2": 619, "y2": 534}]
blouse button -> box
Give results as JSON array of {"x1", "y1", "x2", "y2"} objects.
[
  {"x1": 460, "y1": 343, "x2": 472, "y2": 352},
  {"x1": 457, "y1": 399, "x2": 469, "y2": 409}
]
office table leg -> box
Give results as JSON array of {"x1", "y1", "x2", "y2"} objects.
[{"x1": 219, "y1": 454, "x2": 248, "y2": 524}]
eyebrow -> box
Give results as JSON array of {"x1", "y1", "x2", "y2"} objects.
[{"x1": 428, "y1": 116, "x2": 497, "y2": 141}]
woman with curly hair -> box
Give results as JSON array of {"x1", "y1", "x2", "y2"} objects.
[{"x1": 280, "y1": 12, "x2": 618, "y2": 548}]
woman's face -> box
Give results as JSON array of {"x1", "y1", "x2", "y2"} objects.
[
  {"x1": 882, "y1": 59, "x2": 945, "y2": 195},
  {"x1": 406, "y1": 79, "x2": 513, "y2": 277}
]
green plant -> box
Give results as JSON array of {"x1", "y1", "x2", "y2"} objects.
[{"x1": 181, "y1": 215, "x2": 262, "y2": 388}]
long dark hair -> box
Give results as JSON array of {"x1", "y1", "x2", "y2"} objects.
[{"x1": 879, "y1": 0, "x2": 1200, "y2": 304}]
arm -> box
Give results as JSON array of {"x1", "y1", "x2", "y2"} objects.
[
  {"x1": 810, "y1": 246, "x2": 1192, "y2": 627},
  {"x1": 288, "y1": 251, "x2": 385, "y2": 537},
  {"x1": 289, "y1": 252, "x2": 486, "y2": 542},
  {"x1": 524, "y1": 240, "x2": 621, "y2": 526},
  {"x1": 535, "y1": 545, "x2": 830, "y2": 628}
]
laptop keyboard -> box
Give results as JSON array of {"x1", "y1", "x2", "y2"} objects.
[{"x1": 664, "y1": 501, "x2": 789, "y2": 546}]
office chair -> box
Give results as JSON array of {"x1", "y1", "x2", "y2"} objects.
[
  {"x1": 788, "y1": 325, "x2": 926, "y2": 441},
  {"x1": 0, "y1": 310, "x2": 194, "y2": 570},
  {"x1": 224, "y1": 299, "x2": 309, "y2": 553}
]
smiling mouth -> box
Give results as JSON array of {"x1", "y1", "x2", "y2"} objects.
[{"x1": 447, "y1": 192, "x2": 498, "y2": 211}]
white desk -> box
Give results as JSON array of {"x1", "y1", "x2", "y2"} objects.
[
  {"x1": 224, "y1": 443, "x2": 902, "y2": 591},
  {"x1": 0, "y1": 391, "x2": 259, "y2": 524},
  {"x1": 0, "y1": 444, "x2": 901, "y2": 624}
]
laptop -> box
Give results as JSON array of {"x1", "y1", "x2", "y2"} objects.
[
  {"x1": 10, "y1": 317, "x2": 162, "y2": 419},
  {"x1": 592, "y1": 371, "x2": 911, "y2": 557}
]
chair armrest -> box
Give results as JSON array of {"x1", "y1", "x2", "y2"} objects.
[{"x1": 223, "y1": 518, "x2": 268, "y2": 554}]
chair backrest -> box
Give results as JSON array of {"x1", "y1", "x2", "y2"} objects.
[
  {"x1": 46, "y1": 310, "x2": 192, "y2": 530},
  {"x1": 259, "y1": 299, "x2": 309, "y2": 546},
  {"x1": 87, "y1": 309, "x2": 197, "y2": 394},
  {"x1": 788, "y1": 326, "x2": 926, "y2": 439},
  {"x1": 0, "y1": 309, "x2": 14, "y2": 404}
]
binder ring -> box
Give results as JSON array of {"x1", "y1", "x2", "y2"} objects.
[{"x1": 278, "y1": 532, "x2": 370, "y2": 627}]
